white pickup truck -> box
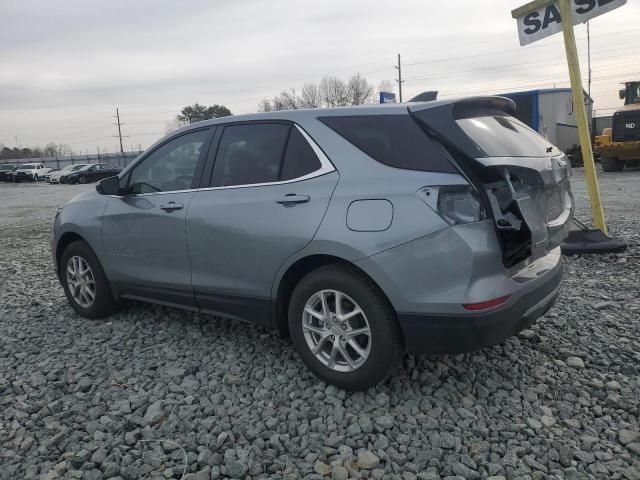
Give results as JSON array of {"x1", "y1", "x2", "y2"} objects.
[{"x1": 12, "y1": 163, "x2": 51, "y2": 182}]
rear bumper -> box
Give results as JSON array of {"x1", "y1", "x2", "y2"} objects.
[{"x1": 397, "y1": 258, "x2": 562, "y2": 354}]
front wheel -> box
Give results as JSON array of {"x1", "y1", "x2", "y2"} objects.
[
  {"x1": 288, "y1": 265, "x2": 404, "y2": 391},
  {"x1": 60, "y1": 241, "x2": 120, "y2": 319},
  {"x1": 78, "y1": 175, "x2": 87, "y2": 184},
  {"x1": 33, "y1": 174, "x2": 38, "y2": 182}
]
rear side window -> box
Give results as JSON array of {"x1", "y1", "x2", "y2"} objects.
[
  {"x1": 457, "y1": 114, "x2": 560, "y2": 157},
  {"x1": 281, "y1": 128, "x2": 322, "y2": 180},
  {"x1": 319, "y1": 115, "x2": 455, "y2": 173},
  {"x1": 212, "y1": 124, "x2": 290, "y2": 187}
]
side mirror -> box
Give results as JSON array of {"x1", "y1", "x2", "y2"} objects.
[
  {"x1": 96, "y1": 175, "x2": 121, "y2": 195},
  {"x1": 619, "y1": 89, "x2": 626, "y2": 100}
]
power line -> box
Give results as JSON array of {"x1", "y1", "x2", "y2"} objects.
[
  {"x1": 403, "y1": 28, "x2": 640, "y2": 68},
  {"x1": 437, "y1": 70, "x2": 640, "y2": 98}
]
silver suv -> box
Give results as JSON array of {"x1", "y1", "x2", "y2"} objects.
[{"x1": 52, "y1": 97, "x2": 574, "y2": 390}]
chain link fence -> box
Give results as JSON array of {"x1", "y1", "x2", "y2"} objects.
[{"x1": 0, "y1": 151, "x2": 140, "y2": 170}]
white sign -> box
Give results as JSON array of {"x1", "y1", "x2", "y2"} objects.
[{"x1": 513, "y1": 0, "x2": 626, "y2": 45}]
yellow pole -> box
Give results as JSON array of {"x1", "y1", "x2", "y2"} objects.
[{"x1": 558, "y1": 0, "x2": 607, "y2": 234}]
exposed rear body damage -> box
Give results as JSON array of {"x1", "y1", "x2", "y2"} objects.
[{"x1": 410, "y1": 97, "x2": 574, "y2": 269}]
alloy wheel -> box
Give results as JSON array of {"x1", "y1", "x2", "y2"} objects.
[
  {"x1": 302, "y1": 289, "x2": 371, "y2": 372},
  {"x1": 66, "y1": 255, "x2": 96, "y2": 308}
]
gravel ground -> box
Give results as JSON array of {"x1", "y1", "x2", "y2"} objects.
[{"x1": 0, "y1": 170, "x2": 638, "y2": 480}]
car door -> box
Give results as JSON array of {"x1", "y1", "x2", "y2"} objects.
[
  {"x1": 84, "y1": 165, "x2": 98, "y2": 181},
  {"x1": 101, "y1": 127, "x2": 214, "y2": 308},
  {"x1": 187, "y1": 122, "x2": 338, "y2": 325},
  {"x1": 93, "y1": 164, "x2": 107, "y2": 181}
]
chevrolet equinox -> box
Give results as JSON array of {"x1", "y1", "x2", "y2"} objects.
[{"x1": 52, "y1": 97, "x2": 574, "y2": 390}]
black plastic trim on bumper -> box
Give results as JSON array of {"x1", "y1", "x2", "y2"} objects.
[{"x1": 397, "y1": 265, "x2": 562, "y2": 354}]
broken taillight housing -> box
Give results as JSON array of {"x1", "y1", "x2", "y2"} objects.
[{"x1": 420, "y1": 185, "x2": 486, "y2": 226}]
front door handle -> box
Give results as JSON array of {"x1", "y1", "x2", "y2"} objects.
[
  {"x1": 276, "y1": 194, "x2": 310, "y2": 206},
  {"x1": 160, "y1": 201, "x2": 184, "y2": 212}
]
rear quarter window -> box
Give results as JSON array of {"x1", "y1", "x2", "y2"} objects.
[
  {"x1": 281, "y1": 128, "x2": 322, "y2": 180},
  {"x1": 319, "y1": 115, "x2": 456, "y2": 173}
]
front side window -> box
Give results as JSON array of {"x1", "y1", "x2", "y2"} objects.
[
  {"x1": 129, "y1": 130, "x2": 208, "y2": 194},
  {"x1": 211, "y1": 124, "x2": 290, "y2": 187}
]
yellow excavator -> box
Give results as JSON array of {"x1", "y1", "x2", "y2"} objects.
[{"x1": 595, "y1": 81, "x2": 640, "y2": 172}]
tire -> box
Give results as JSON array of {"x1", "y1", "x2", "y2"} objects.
[
  {"x1": 602, "y1": 155, "x2": 624, "y2": 172},
  {"x1": 626, "y1": 159, "x2": 640, "y2": 168},
  {"x1": 78, "y1": 175, "x2": 87, "y2": 184},
  {"x1": 33, "y1": 174, "x2": 38, "y2": 182},
  {"x1": 60, "y1": 241, "x2": 119, "y2": 319},
  {"x1": 288, "y1": 265, "x2": 404, "y2": 391}
]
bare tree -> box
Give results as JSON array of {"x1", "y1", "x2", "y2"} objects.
[
  {"x1": 257, "y1": 73, "x2": 376, "y2": 111},
  {"x1": 43, "y1": 143, "x2": 57, "y2": 157},
  {"x1": 257, "y1": 98, "x2": 273, "y2": 112},
  {"x1": 378, "y1": 80, "x2": 395, "y2": 95},
  {"x1": 320, "y1": 76, "x2": 349, "y2": 107},
  {"x1": 300, "y1": 82, "x2": 321, "y2": 108},
  {"x1": 57, "y1": 144, "x2": 72, "y2": 158},
  {"x1": 277, "y1": 89, "x2": 299, "y2": 110},
  {"x1": 347, "y1": 73, "x2": 374, "y2": 105}
]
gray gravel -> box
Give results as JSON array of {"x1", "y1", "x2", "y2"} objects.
[{"x1": 1, "y1": 169, "x2": 639, "y2": 480}]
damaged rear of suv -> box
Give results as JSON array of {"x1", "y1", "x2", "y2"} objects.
[
  {"x1": 53, "y1": 96, "x2": 573, "y2": 390},
  {"x1": 382, "y1": 96, "x2": 574, "y2": 355}
]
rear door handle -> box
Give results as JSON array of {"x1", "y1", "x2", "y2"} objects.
[
  {"x1": 276, "y1": 194, "x2": 310, "y2": 205},
  {"x1": 160, "y1": 201, "x2": 184, "y2": 212}
]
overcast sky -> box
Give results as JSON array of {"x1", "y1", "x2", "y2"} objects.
[{"x1": 1, "y1": 0, "x2": 638, "y2": 154}]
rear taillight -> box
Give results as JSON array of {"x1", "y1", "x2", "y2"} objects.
[
  {"x1": 463, "y1": 295, "x2": 510, "y2": 311},
  {"x1": 419, "y1": 185, "x2": 486, "y2": 226}
]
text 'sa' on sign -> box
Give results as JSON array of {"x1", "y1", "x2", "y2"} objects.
[{"x1": 512, "y1": 0, "x2": 627, "y2": 46}]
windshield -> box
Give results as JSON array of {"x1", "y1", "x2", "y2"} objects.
[
  {"x1": 456, "y1": 114, "x2": 561, "y2": 158},
  {"x1": 72, "y1": 164, "x2": 88, "y2": 171},
  {"x1": 626, "y1": 83, "x2": 640, "y2": 105}
]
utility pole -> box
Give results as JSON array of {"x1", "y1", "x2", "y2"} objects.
[
  {"x1": 395, "y1": 53, "x2": 404, "y2": 103},
  {"x1": 586, "y1": 21, "x2": 592, "y2": 99},
  {"x1": 113, "y1": 108, "x2": 128, "y2": 154}
]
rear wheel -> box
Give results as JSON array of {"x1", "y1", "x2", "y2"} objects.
[
  {"x1": 60, "y1": 241, "x2": 119, "y2": 319},
  {"x1": 602, "y1": 155, "x2": 624, "y2": 172},
  {"x1": 288, "y1": 265, "x2": 403, "y2": 391}
]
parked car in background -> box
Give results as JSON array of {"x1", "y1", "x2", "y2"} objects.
[
  {"x1": 52, "y1": 97, "x2": 574, "y2": 390},
  {"x1": 47, "y1": 164, "x2": 91, "y2": 184},
  {"x1": 61, "y1": 164, "x2": 122, "y2": 184},
  {"x1": 12, "y1": 163, "x2": 51, "y2": 182},
  {"x1": 0, "y1": 163, "x2": 20, "y2": 182}
]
